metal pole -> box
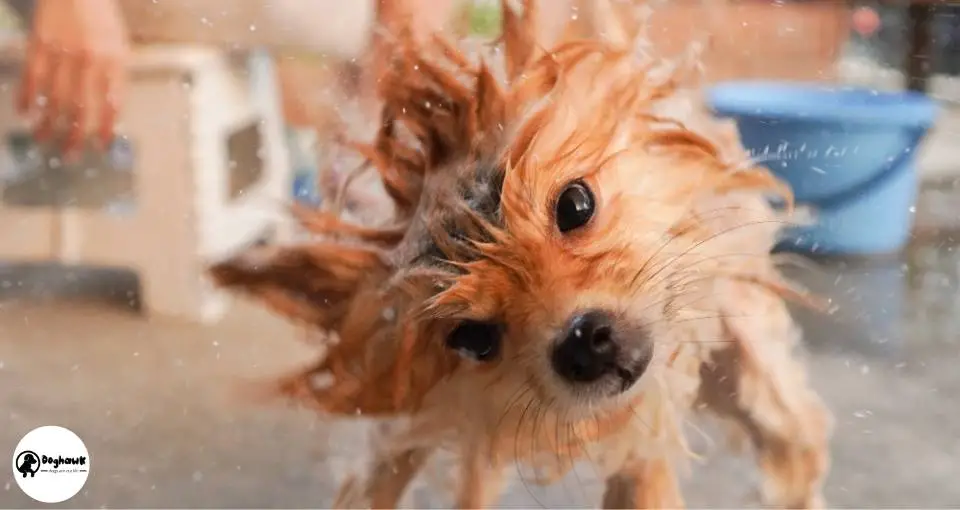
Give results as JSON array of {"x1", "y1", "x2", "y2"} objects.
[{"x1": 906, "y1": 2, "x2": 935, "y2": 93}]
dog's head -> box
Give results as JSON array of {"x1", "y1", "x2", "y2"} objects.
[{"x1": 211, "y1": 0, "x2": 793, "y2": 420}]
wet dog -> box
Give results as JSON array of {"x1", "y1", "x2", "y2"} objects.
[{"x1": 210, "y1": 1, "x2": 831, "y2": 507}]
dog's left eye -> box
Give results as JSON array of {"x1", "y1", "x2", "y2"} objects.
[
  {"x1": 446, "y1": 320, "x2": 503, "y2": 362},
  {"x1": 555, "y1": 181, "x2": 595, "y2": 233}
]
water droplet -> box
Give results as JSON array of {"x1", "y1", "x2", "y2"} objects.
[
  {"x1": 381, "y1": 307, "x2": 396, "y2": 322},
  {"x1": 308, "y1": 372, "x2": 334, "y2": 390}
]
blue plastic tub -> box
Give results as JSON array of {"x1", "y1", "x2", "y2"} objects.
[{"x1": 707, "y1": 81, "x2": 940, "y2": 256}]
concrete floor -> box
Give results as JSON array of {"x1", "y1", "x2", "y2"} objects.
[{"x1": 1, "y1": 181, "x2": 960, "y2": 508}]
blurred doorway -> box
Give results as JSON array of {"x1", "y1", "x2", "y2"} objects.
[{"x1": 845, "y1": 2, "x2": 960, "y2": 100}]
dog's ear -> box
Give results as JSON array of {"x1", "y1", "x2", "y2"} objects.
[
  {"x1": 501, "y1": 0, "x2": 542, "y2": 81},
  {"x1": 209, "y1": 243, "x2": 387, "y2": 330}
]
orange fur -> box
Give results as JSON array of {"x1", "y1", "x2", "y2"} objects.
[{"x1": 210, "y1": 0, "x2": 831, "y2": 507}]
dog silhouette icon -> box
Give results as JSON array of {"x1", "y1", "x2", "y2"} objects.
[{"x1": 16, "y1": 451, "x2": 39, "y2": 478}]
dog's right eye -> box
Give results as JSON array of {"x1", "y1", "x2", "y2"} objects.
[
  {"x1": 446, "y1": 320, "x2": 503, "y2": 362},
  {"x1": 555, "y1": 181, "x2": 596, "y2": 233}
]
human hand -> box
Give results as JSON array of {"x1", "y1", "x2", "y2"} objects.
[{"x1": 18, "y1": 0, "x2": 130, "y2": 155}]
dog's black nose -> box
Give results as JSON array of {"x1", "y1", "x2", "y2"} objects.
[{"x1": 551, "y1": 310, "x2": 619, "y2": 383}]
